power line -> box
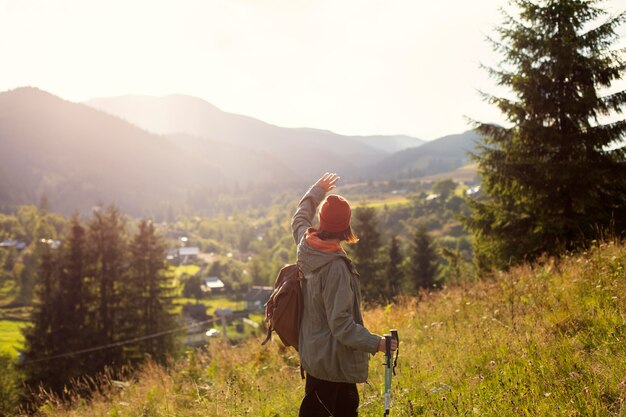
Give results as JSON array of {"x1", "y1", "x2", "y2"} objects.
[{"x1": 22, "y1": 317, "x2": 222, "y2": 364}]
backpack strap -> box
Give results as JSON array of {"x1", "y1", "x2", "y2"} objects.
[
  {"x1": 261, "y1": 325, "x2": 273, "y2": 346},
  {"x1": 338, "y1": 256, "x2": 359, "y2": 276}
]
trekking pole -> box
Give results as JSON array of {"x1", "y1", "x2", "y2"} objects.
[{"x1": 383, "y1": 329, "x2": 399, "y2": 416}]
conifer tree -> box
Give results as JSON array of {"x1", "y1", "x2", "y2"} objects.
[
  {"x1": 21, "y1": 210, "x2": 177, "y2": 399},
  {"x1": 0, "y1": 353, "x2": 21, "y2": 415},
  {"x1": 466, "y1": 0, "x2": 626, "y2": 267},
  {"x1": 86, "y1": 206, "x2": 127, "y2": 370},
  {"x1": 409, "y1": 225, "x2": 439, "y2": 290},
  {"x1": 126, "y1": 220, "x2": 176, "y2": 364},
  {"x1": 21, "y1": 242, "x2": 58, "y2": 394},
  {"x1": 385, "y1": 235, "x2": 403, "y2": 302},
  {"x1": 351, "y1": 207, "x2": 385, "y2": 304},
  {"x1": 21, "y1": 216, "x2": 90, "y2": 396}
]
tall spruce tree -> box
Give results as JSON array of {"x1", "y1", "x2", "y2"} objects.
[
  {"x1": 86, "y1": 206, "x2": 127, "y2": 371},
  {"x1": 385, "y1": 235, "x2": 403, "y2": 302},
  {"x1": 351, "y1": 207, "x2": 385, "y2": 304},
  {"x1": 126, "y1": 220, "x2": 176, "y2": 364},
  {"x1": 409, "y1": 225, "x2": 439, "y2": 290},
  {"x1": 21, "y1": 242, "x2": 58, "y2": 395},
  {"x1": 21, "y1": 210, "x2": 177, "y2": 401},
  {"x1": 466, "y1": 0, "x2": 626, "y2": 268},
  {"x1": 21, "y1": 216, "x2": 90, "y2": 396}
]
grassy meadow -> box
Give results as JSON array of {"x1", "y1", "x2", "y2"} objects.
[
  {"x1": 0, "y1": 319, "x2": 26, "y2": 358},
  {"x1": 171, "y1": 296, "x2": 242, "y2": 316},
  {"x1": 25, "y1": 241, "x2": 624, "y2": 417},
  {"x1": 353, "y1": 196, "x2": 412, "y2": 210}
]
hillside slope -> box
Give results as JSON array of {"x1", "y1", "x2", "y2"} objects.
[
  {"x1": 1, "y1": 87, "x2": 479, "y2": 215},
  {"x1": 0, "y1": 87, "x2": 221, "y2": 214},
  {"x1": 369, "y1": 129, "x2": 481, "y2": 179},
  {"x1": 85, "y1": 95, "x2": 424, "y2": 179},
  {"x1": 32, "y1": 242, "x2": 625, "y2": 416}
]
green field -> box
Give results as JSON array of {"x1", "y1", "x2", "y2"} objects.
[
  {"x1": 0, "y1": 320, "x2": 26, "y2": 358},
  {"x1": 172, "y1": 296, "x2": 243, "y2": 315},
  {"x1": 169, "y1": 264, "x2": 201, "y2": 279},
  {"x1": 354, "y1": 196, "x2": 411, "y2": 209}
]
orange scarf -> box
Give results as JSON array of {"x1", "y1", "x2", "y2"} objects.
[{"x1": 305, "y1": 228, "x2": 346, "y2": 254}]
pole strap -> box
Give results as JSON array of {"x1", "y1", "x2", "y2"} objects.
[{"x1": 391, "y1": 329, "x2": 399, "y2": 376}]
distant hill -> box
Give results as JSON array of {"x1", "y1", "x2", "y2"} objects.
[
  {"x1": 0, "y1": 87, "x2": 222, "y2": 214},
  {"x1": 0, "y1": 87, "x2": 477, "y2": 215},
  {"x1": 85, "y1": 95, "x2": 424, "y2": 178},
  {"x1": 367, "y1": 130, "x2": 481, "y2": 179},
  {"x1": 419, "y1": 163, "x2": 479, "y2": 183},
  {"x1": 164, "y1": 132, "x2": 292, "y2": 185},
  {"x1": 348, "y1": 134, "x2": 425, "y2": 153}
]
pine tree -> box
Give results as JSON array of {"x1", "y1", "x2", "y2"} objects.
[
  {"x1": 385, "y1": 235, "x2": 403, "y2": 302},
  {"x1": 409, "y1": 225, "x2": 439, "y2": 290},
  {"x1": 126, "y1": 220, "x2": 176, "y2": 364},
  {"x1": 466, "y1": 0, "x2": 626, "y2": 268},
  {"x1": 351, "y1": 207, "x2": 385, "y2": 304},
  {"x1": 21, "y1": 242, "x2": 58, "y2": 394},
  {"x1": 21, "y1": 216, "x2": 90, "y2": 396},
  {"x1": 86, "y1": 206, "x2": 127, "y2": 371},
  {"x1": 20, "y1": 211, "x2": 177, "y2": 399}
]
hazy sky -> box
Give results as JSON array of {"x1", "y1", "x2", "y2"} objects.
[{"x1": 1, "y1": 0, "x2": 624, "y2": 140}]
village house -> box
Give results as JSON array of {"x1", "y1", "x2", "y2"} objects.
[
  {"x1": 165, "y1": 246, "x2": 200, "y2": 265},
  {"x1": 201, "y1": 276, "x2": 225, "y2": 293}
]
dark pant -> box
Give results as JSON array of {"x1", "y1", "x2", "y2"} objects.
[{"x1": 299, "y1": 374, "x2": 359, "y2": 417}]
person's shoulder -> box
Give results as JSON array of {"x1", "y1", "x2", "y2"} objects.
[{"x1": 328, "y1": 256, "x2": 356, "y2": 275}]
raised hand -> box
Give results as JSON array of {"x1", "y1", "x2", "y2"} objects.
[{"x1": 314, "y1": 172, "x2": 340, "y2": 192}]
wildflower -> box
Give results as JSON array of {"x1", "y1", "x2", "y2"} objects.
[
  {"x1": 620, "y1": 381, "x2": 626, "y2": 388},
  {"x1": 490, "y1": 360, "x2": 496, "y2": 366}
]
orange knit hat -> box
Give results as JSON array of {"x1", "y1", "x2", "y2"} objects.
[{"x1": 319, "y1": 195, "x2": 351, "y2": 232}]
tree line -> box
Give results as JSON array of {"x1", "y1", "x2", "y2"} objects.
[
  {"x1": 19, "y1": 206, "x2": 176, "y2": 405},
  {"x1": 349, "y1": 206, "x2": 443, "y2": 305}
]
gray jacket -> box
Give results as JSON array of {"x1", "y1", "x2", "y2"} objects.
[{"x1": 292, "y1": 185, "x2": 381, "y2": 383}]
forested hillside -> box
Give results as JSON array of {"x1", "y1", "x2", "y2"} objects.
[
  {"x1": 0, "y1": 88, "x2": 221, "y2": 215},
  {"x1": 85, "y1": 94, "x2": 424, "y2": 164},
  {"x1": 0, "y1": 87, "x2": 472, "y2": 216},
  {"x1": 369, "y1": 130, "x2": 481, "y2": 179}
]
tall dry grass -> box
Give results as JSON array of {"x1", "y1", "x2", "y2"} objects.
[{"x1": 26, "y1": 241, "x2": 626, "y2": 416}]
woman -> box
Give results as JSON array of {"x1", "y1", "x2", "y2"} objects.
[{"x1": 292, "y1": 172, "x2": 397, "y2": 417}]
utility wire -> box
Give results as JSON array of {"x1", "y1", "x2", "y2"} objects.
[{"x1": 22, "y1": 317, "x2": 222, "y2": 364}]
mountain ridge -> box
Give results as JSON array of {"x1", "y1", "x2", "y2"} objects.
[
  {"x1": 0, "y1": 87, "x2": 479, "y2": 214},
  {"x1": 368, "y1": 130, "x2": 481, "y2": 179},
  {"x1": 85, "y1": 94, "x2": 426, "y2": 158},
  {"x1": 0, "y1": 87, "x2": 222, "y2": 214}
]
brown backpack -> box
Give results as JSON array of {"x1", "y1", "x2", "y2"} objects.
[{"x1": 261, "y1": 263, "x2": 304, "y2": 350}]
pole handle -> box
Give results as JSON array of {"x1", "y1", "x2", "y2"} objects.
[
  {"x1": 384, "y1": 334, "x2": 392, "y2": 367},
  {"x1": 390, "y1": 329, "x2": 399, "y2": 345}
]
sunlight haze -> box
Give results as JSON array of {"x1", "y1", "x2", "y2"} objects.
[{"x1": 1, "y1": 0, "x2": 624, "y2": 139}]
